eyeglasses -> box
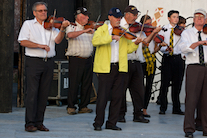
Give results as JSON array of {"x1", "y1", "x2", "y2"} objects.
[
  {"x1": 194, "y1": 14, "x2": 205, "y2": 18},
  {"x1": 35, "y1": 9, "x2": 48, "y2": 13}
]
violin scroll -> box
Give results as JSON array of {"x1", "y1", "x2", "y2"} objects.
[{"x1": 203, "y1": 24, "x2": 207, "y2": 34}]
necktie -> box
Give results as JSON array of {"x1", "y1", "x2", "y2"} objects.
[
  {"x1": 142, "y1": 46, "x2": 156, "y2": 75},
  {"x1": 169, "y1": 28, "x2": 174, "y2": 55},
  {"x1": 198, "y1": 31, "x2": 204, "y2": 65}
]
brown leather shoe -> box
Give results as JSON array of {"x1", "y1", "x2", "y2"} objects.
[
  {"x1": 67, "y1": 108, "x2": 77, "y2": 115},
  {"x1": 78, "y1": 107, "x2": 93, "y2": 113},
  {"x1": 37, "y1": 124, "x2": 49, "y2": 131},
  {"x1": 25, "y1": 125, "x2": 37, "y2": 132}
]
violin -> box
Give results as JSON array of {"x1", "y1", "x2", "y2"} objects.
[
  {"x1": 174, "y1": 25, "x2": 185, "y2": 36},
  {"x1": 44, "y1": 15, "x2": 65, "y2": 30},
  {"x1": 129, "y1": 22, "x2": 167, "y2": 33},
  {"x1": 112, "y1": 26, "x2": 137, "y2": 40},
  {"x1": 154, "y1": 34, "x2": 173, "y2": 52},
  {"x1": 112, "y1": 26, "x2": 149, "y2": 46},
  {"x1": 84, "y1": 20, "x2": 104, "y2": 30},
  {"x1": 69, "y1": 22, "x2": 77, "y2": 26},
  {"x1": 203, "y1": 24, "x2": 207, "y2": 34},
  {"x1": 154, "y1": 34, "x2": 165, "y2": 43}
]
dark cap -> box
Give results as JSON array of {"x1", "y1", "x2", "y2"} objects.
[
  {"x1": 124, "y1": 5, "x2": 139, "y2": 15},
  {"x1": 75, "y1": 7, "x2": 90, "y2": 15},
  {"x1": 108, "y1": 7, "x2": 123, "y2": 18}
]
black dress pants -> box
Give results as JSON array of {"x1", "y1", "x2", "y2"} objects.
[
  {"x1": 94, "y1": 64, "x2": 127, "y2": 127},
  {"x1": 67, "y1": 56, "x2": 93, "y2": 110},
  {"x1": 119, "y1": 60, "x2": 144, "y2": 117},
  {"x1": 160, "y1": 54, "x2": 185, "y2": 112},
  {"x1": 142, "y1": 61, "x2": 156, "y2": 109},
  {"x1": 184, "y1": 64, "x2": 207, "y2": 134},
  {"x1": 25, "y1": 56, "x2": 54, "y2": 127}
]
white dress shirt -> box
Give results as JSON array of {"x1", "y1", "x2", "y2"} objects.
[
  {"x1": 108, "y1": 23, "x2": 119, "y2": 63},
  {"x1": 65, "y1": 21, "x2": 93, "y2": 58},
  {"x1": 120, "y1": 17, "x2": 139, "y2": 61},
  {"x1": 158, "y1": 24, "x2": 182, "y2": 55},
  {"x1": 18, "y1": 18, "x2": 59, "y2": 58},
  {"x1": 180, "y1": 26, "x2": 207, "y2": 65}
]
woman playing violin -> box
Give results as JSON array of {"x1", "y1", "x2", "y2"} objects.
[
  {"x1": 65, "y1": 7, "x2": 94, "y2": 115},
  {"x1": 139, "y1": 15, "x2": 167, "y2": 118}
]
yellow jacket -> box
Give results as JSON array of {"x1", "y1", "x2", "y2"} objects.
[{"x1": 92, "y1": 23, "x2": 139, "y2": 73}]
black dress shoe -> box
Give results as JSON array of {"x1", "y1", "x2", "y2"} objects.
[
  {"x1": 172, "y1": 111, "x2": 185, "y2": 115},
  {"x1": 25, "y1": 125, "x2": 37, "y2": 132},
  {"x1": 133, "y1": 115, "x2": 150, "y2": 123},
  {"x1": 196, "y1": 126, "x2": 203, "y2": 131},
  {"x1": 118, "y1": 116, "x2": 126, "y2": 123},
  {"x1": 159, "y1": 111, "x2": 165, "y2": 115},
  {"x1": 94, "y1": 126, "x2": 102, "y2": 131},
  {"x1": 185, "y1": 132, "x2": 193, "y2": 137},
  {"x1": 203, "y1": 133, "x2": 207, "y2": 136},
  {"x1": 37, "y1": 124, "x2": 49, "y2": 131},
  {"x1": 143, "y1": 114, "x2": 151, "y2": 118},
  {"x1": 93, "y1": 123, "x2": 102, "y2": 131},
  {"x1": 106, "y1": 125, "x2": 122, "y2": 131}
]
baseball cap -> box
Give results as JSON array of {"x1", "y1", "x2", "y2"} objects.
[
  {"x1": 108, "y1": 7, "x2": 123, "y2": 18},
  {"x1": 75, "y1": 7, "x2": 90, "y2": 15},
  {"x1": 194, "y1": 8, "x2": 206, "y2": 18},
  {"x1": 124, "y1": 5, "x2": 139, "y2": 15}
]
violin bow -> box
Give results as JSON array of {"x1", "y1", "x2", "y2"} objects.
[
  {"x1": 172, "y1": 37, "x2": 181, "y2": 48},
  {"x1": 139, "y1": 10, "x2": 148, "y2": 38},
  {"x1": 93, "y1": 14, "x2": 101, "y2": 30},
  {"x1": 44, "y1": 9, "x2": 56, "y2": 62}
]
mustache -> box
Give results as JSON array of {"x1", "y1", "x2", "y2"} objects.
[{"x1": 116, "y1": 21, "x2": 120, "y2": 24}]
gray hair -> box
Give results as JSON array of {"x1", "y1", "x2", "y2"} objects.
[{"x1": 32, "y1": 2, "x2": 47, "y2": 11}]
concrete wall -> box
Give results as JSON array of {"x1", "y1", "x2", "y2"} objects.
[{"x1": 126, "y1": 0, "x2": 207, "y2": 104}]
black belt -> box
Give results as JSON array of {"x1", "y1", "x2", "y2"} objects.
[
  {"x1": 128, "y1": 60, "x2": 139, "y2": 63},
  {"x1": 190, "y1": 63, "x2": 207, "y2": 67},
  {"x1": 163, "y1": 54, "x2": 181, "y2": 57},
  {"x1": 75, "y1": 56, "x2": 88, "y2": 59},
  {"x1": 111, "y1": 62, "x2": 119, "y2": 66},
  {"x1": 74, "y1": 55, "x2": 92, "y2": 59},
  {"x1": 26, "y1": 56, "x2": 53, "y2": 61}
]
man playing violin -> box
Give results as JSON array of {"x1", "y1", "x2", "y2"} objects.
[
  {"x1": 158, "y1": 10, "x2": 185, "y2": 115},
  {"x1": 65, "y1": 7, "x2": 94, "y2": 115},
  {"x1": 92, "y1": 7, "x2": 142, "y2": 131},
  {"x1": 18, "y1": 2, "x2": 70, "y2": 132},
  {"x1": 180, "y1": 9, "x2": 207, "y2": 138},
  {"x1": 118, "y1": 5, "x2": 162, "y2": 123}
]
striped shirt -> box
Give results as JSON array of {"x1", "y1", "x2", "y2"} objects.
[{"x1": 65, "y1": 21, "x2": 93, "y2": 58}]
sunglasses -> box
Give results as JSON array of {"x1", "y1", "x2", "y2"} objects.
[{"x1": 35, "y1": 9, "x2": 48, "y2": 13}]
